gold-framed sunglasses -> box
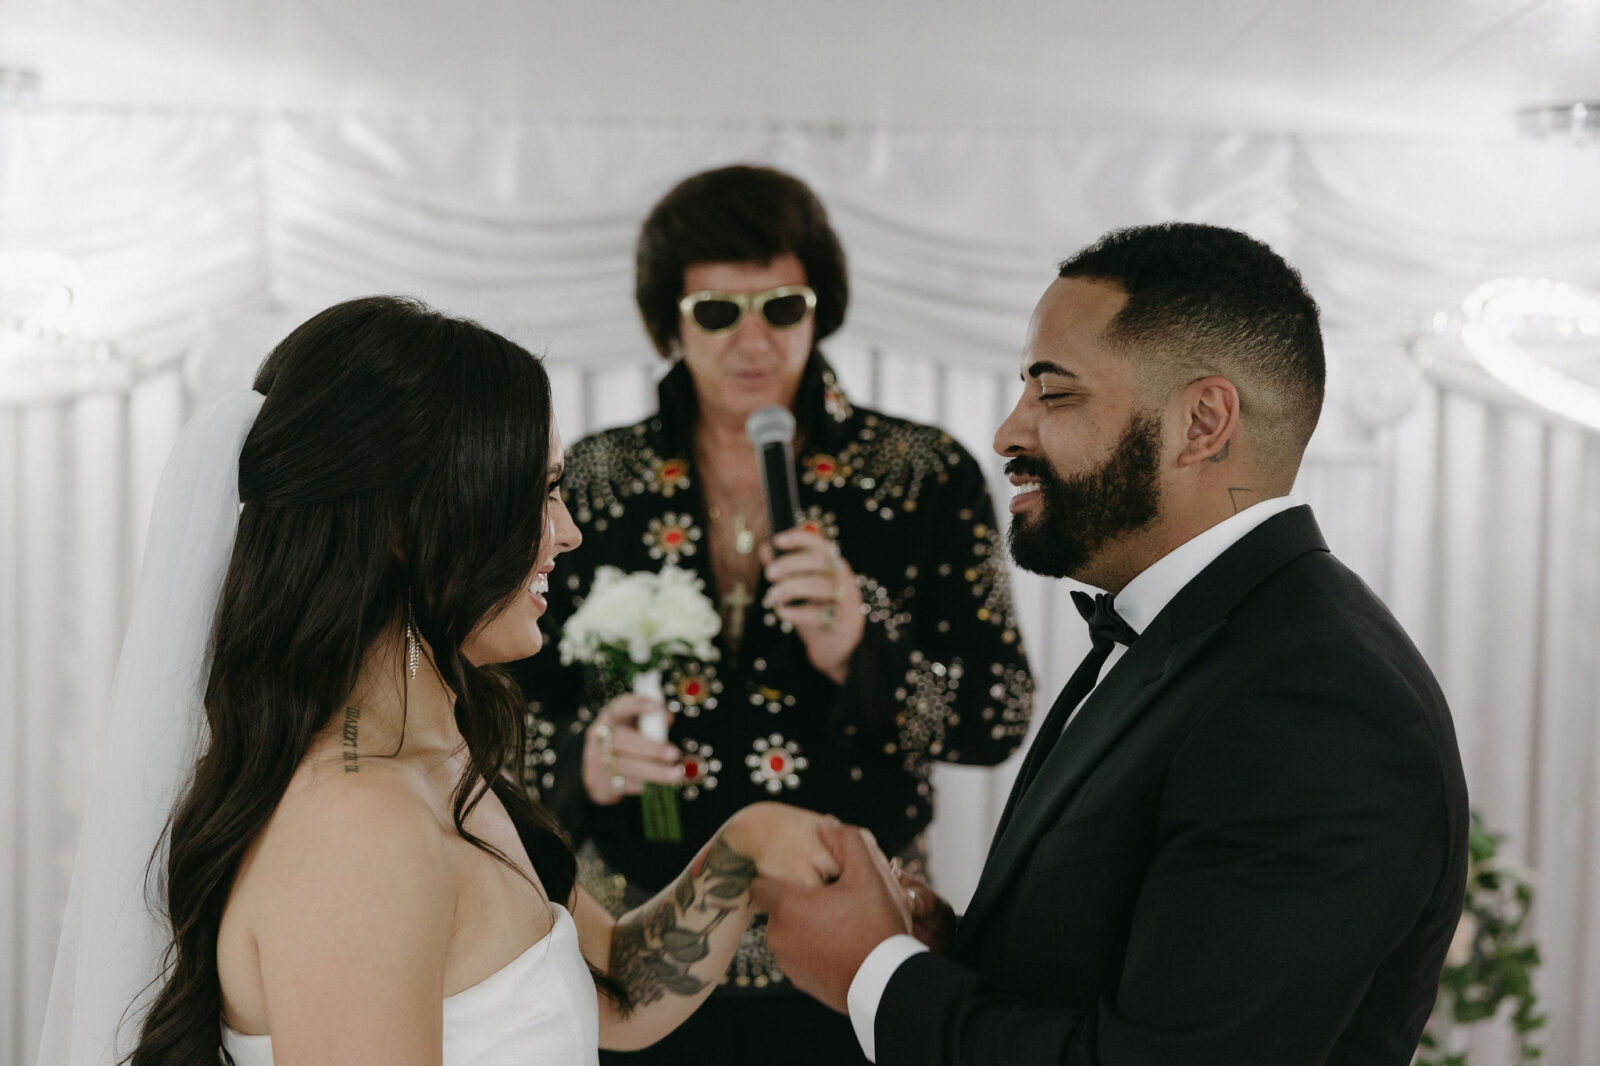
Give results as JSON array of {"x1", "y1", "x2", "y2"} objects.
[{"x1": 678, "y1": 284, "x2": 817, "y2": 336}]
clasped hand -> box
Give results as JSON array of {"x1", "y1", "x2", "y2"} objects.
[
  {"x1": 718, "y1": 802, "x2": 844, "y2": 889},
  {"x1": 753, "y1": 820, "x2": 955, "y2": 1014}
]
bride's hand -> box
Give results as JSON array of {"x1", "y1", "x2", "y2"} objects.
[{"x1": 720, "y1": 803, "x2": 842, "y2": 889}]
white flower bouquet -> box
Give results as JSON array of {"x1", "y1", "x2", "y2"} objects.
[
  {"x1": 558, "y1": 563, "x2": 721, "y2": 677},
  {"x1": 558, "y1": 564, "x2": 721, "y2": 841}
]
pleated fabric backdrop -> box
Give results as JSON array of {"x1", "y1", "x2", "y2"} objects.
[{"x1": 3, "y1": 110, "x2": 1599, "y2": 1066}]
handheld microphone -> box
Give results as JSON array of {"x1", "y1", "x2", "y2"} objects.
[{"x1": 744, "y1": 405, "x2": 802, "y2": 538}]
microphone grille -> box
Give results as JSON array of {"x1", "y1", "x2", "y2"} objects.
[{"x1": 744, "y1": 405, "x2": 796, "y2": 447}]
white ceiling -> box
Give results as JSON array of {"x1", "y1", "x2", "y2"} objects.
[{"x1": 3, "y1": 0, "x2": 1600, "y2": 135}]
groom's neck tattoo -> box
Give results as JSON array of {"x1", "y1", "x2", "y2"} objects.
[
  {"x1": 341, "y1": 706, "x2": 362, "y2": 772},
  {"x1": 1227, "y1": 487, "x2": 1254, "y2": 514},
  {"x1": 609, "y1": 834, "x2": 758, "y2": 1015}
]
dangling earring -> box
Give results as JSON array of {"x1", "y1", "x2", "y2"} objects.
[{"x1": 406, "y1": 601, "x2": 420, "y2": 681}]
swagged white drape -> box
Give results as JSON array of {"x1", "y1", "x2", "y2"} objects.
[{"x1": 3, "y1": 111, "x2": 1599, "y2": 1066}]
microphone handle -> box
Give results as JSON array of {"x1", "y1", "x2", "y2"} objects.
[{"x1": 757, "y1": 440, "x2": 802, "y2": 536}]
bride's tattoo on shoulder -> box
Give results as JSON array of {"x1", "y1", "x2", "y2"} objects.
[
  {"x1": 341, "y1": 706, "x2": 361, "y2": 772},
  {"x1": 610, "y1": 835, "x2": 757, "y2": 1014}
]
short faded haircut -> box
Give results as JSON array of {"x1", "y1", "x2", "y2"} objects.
[{"x1": 1059, "y1": 223, "x2": 1325, "y2": 464}]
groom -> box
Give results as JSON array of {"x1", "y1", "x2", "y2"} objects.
[{"x1": 754, "y1": 223, "x2": 1469, "y2": 1064}]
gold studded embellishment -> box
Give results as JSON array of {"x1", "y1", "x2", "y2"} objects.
[
  {"x1": 644, "y1": 512, "x2": 701, "y2": 562},
  {"x1": 858, "y1": 575, "x2": 911, "y2": 643},
  {"x1": 668, "y1": 665, "x2": 722, "y2": 718},
  {"x1": 678, "y1": 739, "x2": 721, "y2": 800},
  {"x1": 893, "y1": 652, "x2": 963, "y2": 771},
  {"x1": 726, "y1": 921, "x2": 787, "y2": 988},
  {"x1": 795, "y1": 507, "x2": 839, "y2": 542},
  {"x1": 650, "y1": 456, "x2": 691, "y2": 498},
  {"x1": 801, "y1": 452, "x2": 850, "y2": 490},
  {"x1": 522, "y1": 709, "x2": 560, "y2": 799},
  {"x1": 748, "y1": 685, "x2": 797, "y2": 715},
  {"x1": 747, "y1": 734, "x2": 808, "y2": 793},
  {"x1": 822, "y1": 370, "x2": 853, "y2": 423}
]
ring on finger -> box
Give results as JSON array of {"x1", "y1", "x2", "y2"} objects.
[
  {"x1": 594, "y1": 723, "x2": 617, "y2": 761},
  {"x1": 819, "y1": 602, "x2": 838, "y2": 632},
  {"x1": 610, "y1": 773, "x2": 626, "y2": 792}
]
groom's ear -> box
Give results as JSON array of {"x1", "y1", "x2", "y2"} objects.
[{"x1": 1173, "y1": 376, "x2": 1241, "y2": 468}]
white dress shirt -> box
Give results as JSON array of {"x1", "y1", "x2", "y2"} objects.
[{"x1": 845, "y1": 495, "x2": 1299, "y2": 1062}]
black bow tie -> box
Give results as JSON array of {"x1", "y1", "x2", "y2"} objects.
[
  {"x1": 998, "y1": 590, "x2": 1141, "y2": 819},
  {"x1": 1071, "y1": 590, "x2": 1139, "y2": 650}
]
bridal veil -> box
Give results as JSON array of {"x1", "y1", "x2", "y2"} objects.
[{"x1": 35, "y1": 390, "x2": 264, "y2": 1066}]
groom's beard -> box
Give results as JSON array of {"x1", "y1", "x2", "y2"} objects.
[{"x1": 1005, "y1": 410, "x2": 1164, "y2": 580}]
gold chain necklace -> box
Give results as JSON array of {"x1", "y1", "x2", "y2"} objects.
[
  {"x1": 695, "y1": 448, "x2": 766, "y2": 556},
  {"x1": 694, "y1": 446, "x2": 767, "y2": 648},
  {"x1": 706, "y1": 506, "x2": 757, "y2": 555}
]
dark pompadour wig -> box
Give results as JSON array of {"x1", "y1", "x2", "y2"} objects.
[{"x1": 635, "y1": 164, "x2": 848, "y2": 357}]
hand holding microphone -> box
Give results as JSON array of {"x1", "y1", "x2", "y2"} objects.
[{"x1": 745, "y1": 405, "x2": 865, "y2": 684}]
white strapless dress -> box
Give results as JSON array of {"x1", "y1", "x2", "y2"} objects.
[{"x1": 220, "y1": 904, "x2": 599, "y2": 1066}]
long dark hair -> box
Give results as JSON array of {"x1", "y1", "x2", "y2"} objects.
[{"x1": 129, "y1": 296, "x2": 582, "y2": 1064}]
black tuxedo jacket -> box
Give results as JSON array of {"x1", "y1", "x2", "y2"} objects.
[{"x1": 877, "y1": 507, "x2": 1468, "y2": 1065}]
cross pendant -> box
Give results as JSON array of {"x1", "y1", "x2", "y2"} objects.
[{"x1": 722, "y1": 580, "x2": 754, "y2": 644}]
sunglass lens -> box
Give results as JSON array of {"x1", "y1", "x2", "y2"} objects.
[
  {"x1": 762, "y1": 294, "x2": 811, "y2": 327},
  {"x1": 692, "y1": 299, "x2": 742, "y2": 332}
]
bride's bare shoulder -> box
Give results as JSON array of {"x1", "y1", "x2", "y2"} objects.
[
  {"x1": 217, "y1": 740, "x2": 457, "y2": 1032},
  {"x1": 264, "y1": 745, "x2": 449, "y2": 870},
  {"x1": 226, "y1": 745, "x2": 455, "y2": 942}
]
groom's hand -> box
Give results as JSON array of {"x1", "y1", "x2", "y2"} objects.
[
  {"x1": 895, "y1": 868, "x2": 956, "y2": 955},
  {"x1": 751, "y1": 820, "x2": 912, "y2": 1013}
]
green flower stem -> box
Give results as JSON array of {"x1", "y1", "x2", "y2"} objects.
[{"x1": 641, "y1": 783, "x2": 683, "y2": 843}]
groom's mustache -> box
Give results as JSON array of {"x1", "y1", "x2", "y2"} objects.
[{"x1": 1004, "y1": 456, "x2": 1058, "y2": 484}]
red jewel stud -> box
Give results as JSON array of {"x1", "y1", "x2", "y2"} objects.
[
  {"x1": 684, "y1": 761, "x2": 701, "y2": 780},
  {"x1": 683, "y1": 680, "x2": 703, "y2": 698},
  {"x1": 663, "y1": 529, "x2": 684, "y2": 547},
  {"x1": 747, "y1": 734, "x2": 806, "y2": 793},
  {"x1": 801, "y1": 520, "x2": 820, "y2": 535}
]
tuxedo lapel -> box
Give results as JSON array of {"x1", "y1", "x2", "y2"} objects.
[
  {"x1": 953, "y1": 616, "x2": 1221, "y2": 955},
  {"x1": 953, "y1": 506, "x2": 1330, "y2": 957},
  {"x1": 987, "y1": 680, "x2": 1079, "y2": 846}
]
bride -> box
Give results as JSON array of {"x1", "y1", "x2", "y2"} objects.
[{"x1": 36, "y1": 296, "x2": 861, "y2": 1066}]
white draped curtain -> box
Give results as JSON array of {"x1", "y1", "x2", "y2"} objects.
[{"x1": 3, "y1": 110, "x2": 1598, "y2": 1066}]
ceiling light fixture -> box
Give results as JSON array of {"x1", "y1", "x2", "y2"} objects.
[
  {"x1": 1517, "y1": 102, "x2": 1600, "y2": 143},
  {"x1": 1460, "y1": 278, "x2": 1600, "y2": 432},
  {"x1": 0, "y1": 252, "x2": 135, "y2": 406}
]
